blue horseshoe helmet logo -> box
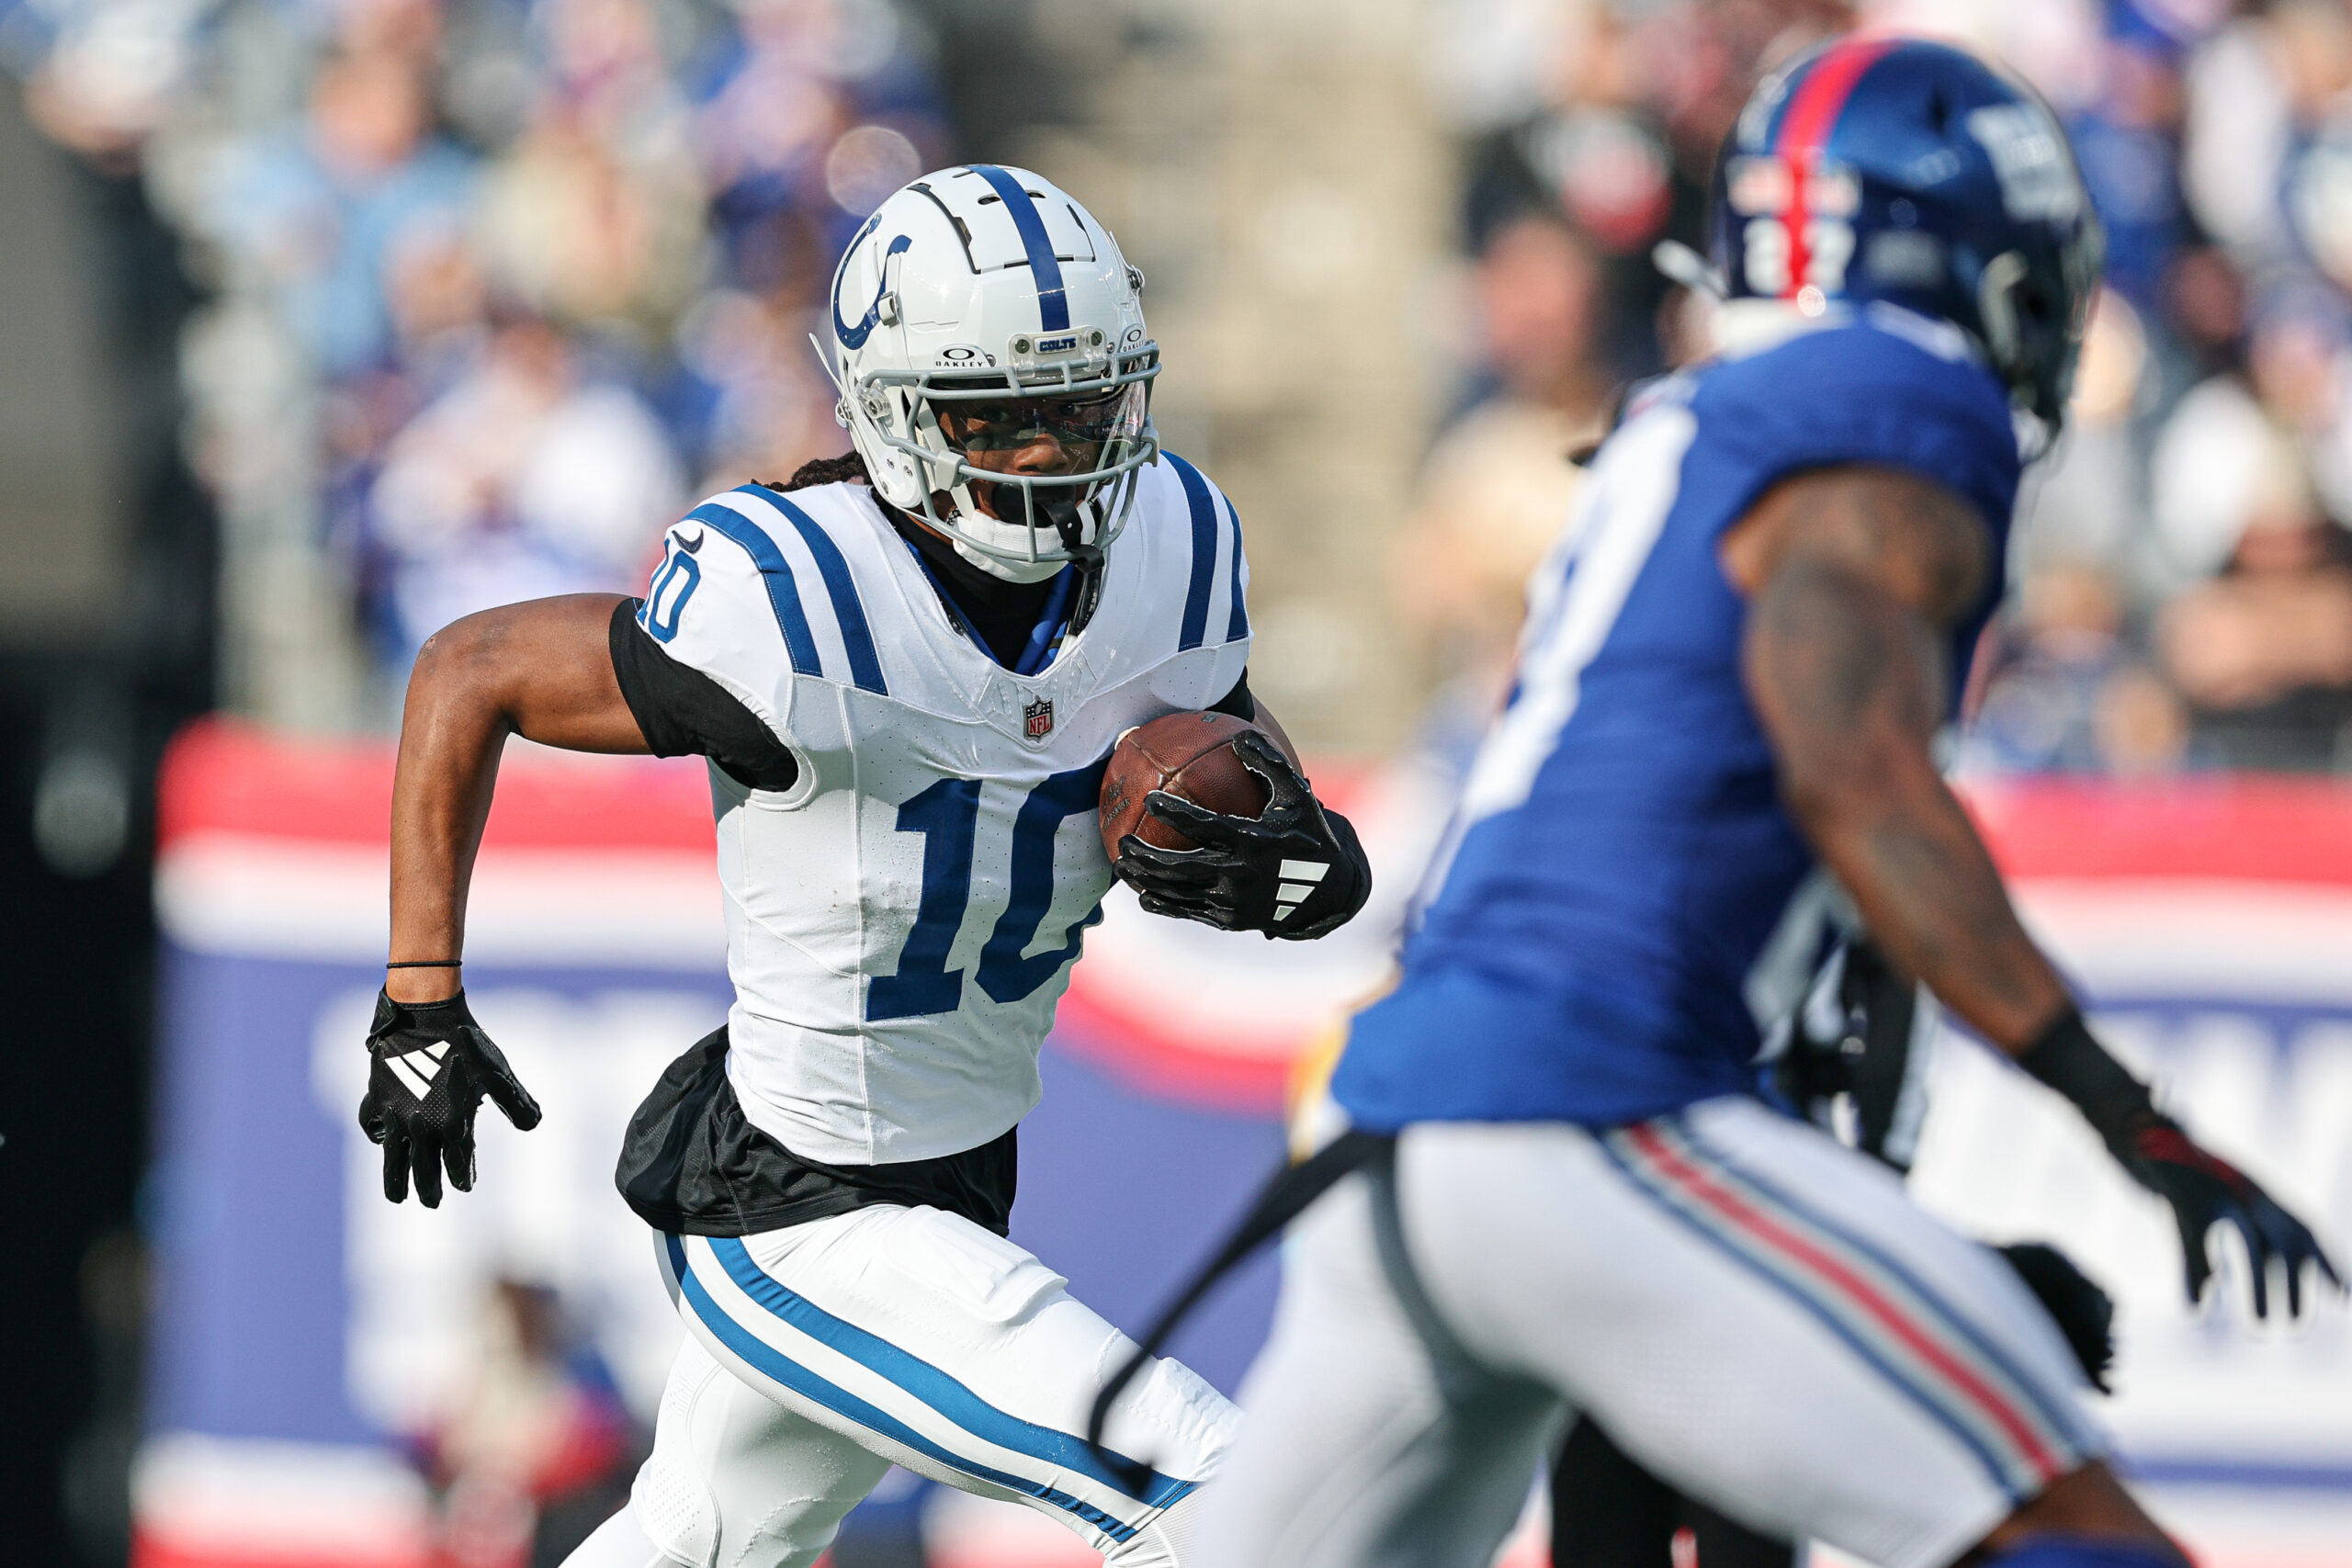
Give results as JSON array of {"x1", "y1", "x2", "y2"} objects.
[{"x1": 833, "y1": 232, "x2": 914, "y2": 350}]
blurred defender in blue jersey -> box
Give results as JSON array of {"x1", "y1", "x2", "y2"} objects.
[{"x1": 1196, "y1": 37, "x2": 2337, "y2": 1568}]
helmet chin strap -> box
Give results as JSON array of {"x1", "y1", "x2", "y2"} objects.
[
  {"x1": 940, "y1": 476, "x2": 1102, "y2": 583},
  {"x1": 950, "y1": 536, "x2": 1066, "y2": 583},
  {"x1": 1044, "y1": 488, "x2": 1108, "y2": 634}
]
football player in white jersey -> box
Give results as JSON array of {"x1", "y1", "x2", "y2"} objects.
[{"x1": 353, "y1": 165, "x2": 1372, "y2": 1568}]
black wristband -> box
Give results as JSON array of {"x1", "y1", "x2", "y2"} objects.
[{"x1": 2015, "y1": 1009, "x2": 2155, "y2": 1147}]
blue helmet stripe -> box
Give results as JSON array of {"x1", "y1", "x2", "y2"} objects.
[{"x1": 968, "y1": 164, "x2": 1071, "y2": 332}]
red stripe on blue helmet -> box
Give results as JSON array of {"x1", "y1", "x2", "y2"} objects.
[{"x1": 1773, "y1": 38, "x2": 1895, "y2": 300}]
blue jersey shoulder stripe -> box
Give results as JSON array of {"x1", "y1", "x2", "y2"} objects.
[
  {"x1": 739, "y1": 487, "x2": 889, "y2": 694},
  {"x1": 695, "y1": 1235, "x2": 1193, "y2": 1512},
  {"x1": 687, "y1": 501, "x2": 821, "y2": 677},
  {"x1": 967, "y1": 164, "x2": 1070, "y2": 333},
  {"x1": 1166, "y1": 453, "x2": 1219, "y2": 651},
  {"x1": 1221, "y1": 491, "x2": 1250, "y2": 642}
]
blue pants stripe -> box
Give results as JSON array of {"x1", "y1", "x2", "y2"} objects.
[
  {"x1": 666, "y1": 1235, "x2": 1191, "y2": 1542},
  {"x1": 1598, "y1": 1134, "x2": 2034, "y2": 1504},
  {"x1": 1669, "y1": 1117, "x2": 2086, "y2": 1453}
]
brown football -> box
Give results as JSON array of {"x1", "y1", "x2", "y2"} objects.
[{"x1": 1099, "y1": 710, "x2": 1272, "y2": 859}]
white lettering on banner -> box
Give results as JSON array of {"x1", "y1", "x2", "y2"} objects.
[{"x1": 1908, "y1": 878, "x2": 2352, "y2": 1472}]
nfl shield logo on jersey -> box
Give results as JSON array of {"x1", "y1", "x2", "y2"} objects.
[{"x1": 1023, "y1": 697, "x2": 1054, "y2": 740}]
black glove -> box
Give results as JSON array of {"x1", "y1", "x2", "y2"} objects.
[
  {"x1": 359, "y1": 988, "x2": 542, "y2": 1207},
  {"x1": 1995, "y1": 1241, "x2": 2115, "y2": 1393},
  {"x1": 1114, "y1": 732, "x2": 1371, "y2": 939},
  {"x1": 2020, "y1": 1010, "x2": 2341, "y2": 1317},
  {"x1": 2113, "y1": 1112, "x2": 2340, "y2": 1318}
]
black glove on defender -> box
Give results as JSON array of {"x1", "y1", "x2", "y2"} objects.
[
  {"x1": 2021, "y1": 1010, "x2": 2340, "y2": 1317},
  {"x1": 359, "y1": 989, "x2": 542, "y2": 1207},
  {"x1": 1994, "y1": 1241, "x2": 2115, "y2": 1393},
  {"x1": 1115, "y1": 731, "x2": 1371, "y2": 939}
]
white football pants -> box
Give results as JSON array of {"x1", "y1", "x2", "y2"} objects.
[
  {"x1": 565, "y1": 1202, "x2": 1237, "y2": 1568},
  {"x1": 1196, "y1": 1098, "x2": 2105, "y2": 1568}
]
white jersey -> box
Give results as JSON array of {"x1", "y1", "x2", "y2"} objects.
[{"x1": 635, "y1": 458, "x2": 1251, "y2": 1165}]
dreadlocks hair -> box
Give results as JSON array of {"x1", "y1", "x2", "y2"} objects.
[{"x1": 764, "y1": 452, "x2": 871, "y2": 492}]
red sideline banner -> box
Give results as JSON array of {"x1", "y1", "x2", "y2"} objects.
[{"x1": 1968, "y1": 774, "x2": 2352, "y2": 885}]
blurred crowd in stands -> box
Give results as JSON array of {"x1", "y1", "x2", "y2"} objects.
[
  {"x1": 1405, "y1": 0, "x2": 2352, "y2": 775},
  {"x1": 9, "y1": 0, "x2": 946, "y2": 691},
  {"x1": 13, "y1": 0, "x2": 2352, "y2": 767}
]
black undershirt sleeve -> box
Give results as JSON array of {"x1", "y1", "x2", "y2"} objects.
[
  {"x1": 609, "y1": 598, "x2": 800, "y2": 792},
  {"x1": 1207, "y1": 670, "x2": 1256, "y2": 721}
]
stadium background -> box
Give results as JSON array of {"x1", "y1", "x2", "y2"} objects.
[{"x1": 1, "y1": 0, "x2": 2350, "y2": 1564}]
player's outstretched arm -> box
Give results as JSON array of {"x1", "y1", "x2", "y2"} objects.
[
  {"x1": 1732, "y1": 467, "x2": 2339, "y2": 1316},
  {"x1": 364, "y1": 593, "x2": 649, "y2": 1207},
  {"x1": 389, "y1": 592, "x2": 650, "y2": 992}
]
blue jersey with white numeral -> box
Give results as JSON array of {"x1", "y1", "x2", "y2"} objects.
[
  {"x1": 637, "y1": 459, "x2": 1250, "y2": 1165},
  {"x1": 1332, "y1": 310, "x2": 2020, "y2": 1131}
]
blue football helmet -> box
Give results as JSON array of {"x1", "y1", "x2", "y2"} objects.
[{"x1": 1712, "y1": 36, "x2": 2105, "y2": 433}]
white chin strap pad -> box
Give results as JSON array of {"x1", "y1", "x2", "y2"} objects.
[
  {"x1": 947, "y1": 508, "x2": 1071, "y2": 582},
  {"x1": 941, "y1": 483, "x2": 1100, "y2": 582}
]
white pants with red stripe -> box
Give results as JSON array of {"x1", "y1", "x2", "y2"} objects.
[
  {"x1": 1194, "y1": 1098, "x2": 2104, "y2": 1568},
  {"x1": 565, "y1": 1203, "x2": 1236, "y2": 1568}
]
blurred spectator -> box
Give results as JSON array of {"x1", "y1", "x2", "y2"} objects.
[
  {"x1": 364, "y1": 318, "x2": 683, "y2": 669},
  {"x1": 2016, "y1": 288, "x2": 2149, "y2": 586},
  {"x1": 1962, "y1": 566, "x2": 2191, "y2": 777},
  {"x1": 1396, "y1": 213, "x2": 1611, "y2": 712},
  {"x1": 2063, "y1": 15, "x2": 2190, "y2": 322},
  {"x1": 476, "y1": 0, "x2": 707, "y2": 336},
  {"x1": 2154, "y1": 431, "x2": 2352, "y2": 771},
  {"x1": 207, "y1": 48, "x2": 481, "y2": 380},
  {"x1": 8, "y1": 0, "x2": 953, "y2": 701},
  {"x1": 1454, "y1": 0, "x2": 1849, "y2": 379},
  {"x1": 2186, "y1": 0, "x2": 2352, "y2": 273},
  {"x1": 413, "y1": 1280, "x2": 640, "y2": 1568},
  {"x1": 673, "y1": 285, "x2": 845, "y2": 488}
]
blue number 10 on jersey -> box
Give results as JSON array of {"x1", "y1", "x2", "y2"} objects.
[{"x1": 867, "y1": 762, "x2": 1108, "y2": 1021}]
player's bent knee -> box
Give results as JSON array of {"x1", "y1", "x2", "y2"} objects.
[
  {"x1": 628, "y1": 1450, "x2": 721, "y2": 1568},
  {"x1": 560, "y1": 1499, "x2": 697, "y2": 1568},
  {"x1": 1104, "y1": 1486, "x2": 1207, "y2": 1568}
]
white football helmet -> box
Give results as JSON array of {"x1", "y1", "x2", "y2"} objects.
[{"x1": 820, "y1": 164, "x2": 1159, "y2": 581}]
